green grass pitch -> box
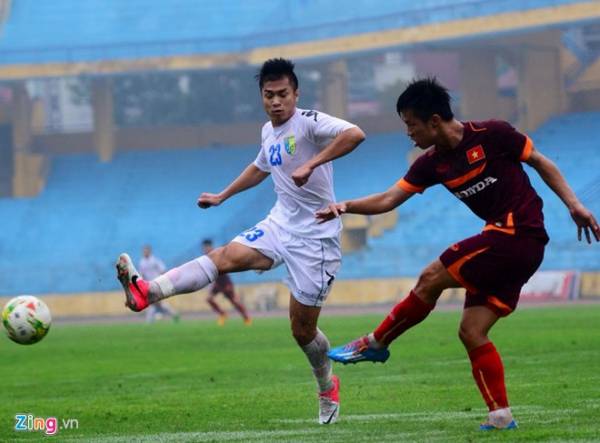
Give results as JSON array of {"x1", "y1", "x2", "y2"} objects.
[{"x1": 1, "y1": 304, "x2": 599, "y2": 442}]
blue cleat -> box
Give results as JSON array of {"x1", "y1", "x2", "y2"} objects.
[
  {"x1": 480, "y1": 419, "x2": 518, "y2": 431},
  {"x1": 328, "y1": 336, "x2": 390, "y2": 364}
]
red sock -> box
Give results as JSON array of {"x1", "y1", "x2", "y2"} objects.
[
  {"x1": 373, "y1": 291, "x2": 434, "y2": 345},
  {"x1": 468, "y1": 342, "x2": 509, "y2": 411}
]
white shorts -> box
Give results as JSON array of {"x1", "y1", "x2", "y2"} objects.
[{"x1": 232, "y1": 218, "x2": 341, "y2": 307}]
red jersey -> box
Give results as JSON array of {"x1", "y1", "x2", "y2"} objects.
[{"x1": 397, "y1": 120, "x2": 548, "y2": 241}]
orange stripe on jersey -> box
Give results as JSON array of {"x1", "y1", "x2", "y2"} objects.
[
  {"x1": 468, "y1": 122, "x2": 488, "y2": 132},
  {"x1": 487, "y1": 295, "x2": 513, "y2": 316},
  {"x1": 446, "y1": 246, "x2": 490, "y2": 293},
  {"x1": 444, "y1": 162, "x2": 487, "y2": 189},
  {"x1": 483, "y1": 212, "x2": 515, "y2": 235},
  {"x1": 396, "y1": 178, "x2": 424, "y2": 194},
  {"x1": 520, "y1": 136, "x2": 533, "y2": 161}
]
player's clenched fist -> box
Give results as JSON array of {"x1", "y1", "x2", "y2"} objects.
[
  {"x1": 197, "y1": 192, "x2": 224, "y2": 209},
  {"x1": 291, "y1": 164, "x2": 314, "y2": 187},
  {"x1": 316, "y1": 202, "x2": 347, "y2": 223}
]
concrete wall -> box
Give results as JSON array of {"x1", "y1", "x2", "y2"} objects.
[
  {"x1": 459, "y1": 49, "x2": 499, "y2": 120},
  {"x1": 32, "y1": 114, "x2": 402, "y2": 155},
  {"x1": 5, "y1": 272, "x2": 598, "y2": 319},
  {"x1": 3, "y1": 277, "x2": 428, "y2": 319}
]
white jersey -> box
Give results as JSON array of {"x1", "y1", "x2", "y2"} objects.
[
  {"x1": 254, "y1": 108, "x2": 357, "y2": 239},
  {"x1": 138, "y1": 255, "x2": 166, "y2": 280}
]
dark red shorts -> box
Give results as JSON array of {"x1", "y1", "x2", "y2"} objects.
[{"x1": 439, "y1": 231, "x2": 546, "y2": 316}]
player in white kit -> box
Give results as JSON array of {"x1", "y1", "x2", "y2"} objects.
[
  {"x1": 137, "y1": 245, "x2": 179, "y2": 323},
  {"x1": 116, "y1": 58, "x2": 365, "y2": 424}
]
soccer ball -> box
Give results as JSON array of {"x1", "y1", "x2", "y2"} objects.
[{"x1": 2, "y1": 295, "x2": 52, "y2": 345}]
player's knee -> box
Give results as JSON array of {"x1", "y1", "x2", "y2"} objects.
[
  {"x1": 414, "y1": 266, "x2": 442, "y2": 302},
  {"x1": 207, "y1": 245, "x2": 238, "y2": 272},
  {"x1": 414, "y1": 259, "x2": 456, "y2": 303},
  {"x1": 458, "y1": 323, "x2": 486, "y2": 348},
  {"x1": 290, "y1": 322, "x2": 316, "y2": 346}
]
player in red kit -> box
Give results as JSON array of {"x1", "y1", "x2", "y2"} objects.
[
  {"x1": 319, "y1": 78, "x2": 599, "y2": 430},
  {"x1": 202, "y1": 239, "x2": 252, "y2": 326}
]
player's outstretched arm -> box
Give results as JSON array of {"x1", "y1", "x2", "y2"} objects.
[
  {"x1": 197, "y1": 163, "x2": 270, "y2": 209},
  {"x1": 526, "y1": 147, "x2": 600, "y2": 243},
  {"x1": 316, "y1": 185, "x2": 413, "y2": 223},
  {"x1": 292, "y1": 127, "x2": 366, "y2": 187}
]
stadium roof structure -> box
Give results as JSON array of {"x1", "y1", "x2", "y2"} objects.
[{"x1": 0, "y1": 0, "x2": 599, "y2": 80}]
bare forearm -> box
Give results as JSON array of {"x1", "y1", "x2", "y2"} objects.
[
  {"x1": 306, "y1": 127, "x2": 365, "y2": 170},
  {"x1": 221, "y1": 164, "x2": 269, "y2": 201},
  {"x1": 524, "y1": 148, "x2": 599, "y2": 243},
  {"x1": 346, "y1": 189, "x2": 409, "y2": 215},
  {"x1": 316, "y1": 186, "x2": 412, "y2": 223},
  {"x1": 532, "y1": 156, "x2": 579, "y2": 209}
]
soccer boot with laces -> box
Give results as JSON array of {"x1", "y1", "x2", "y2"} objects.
[
  {"x1": 328, "y1": 336, "x2": 390, "y2": 364},
  {"x1": 319, "y1": 375, "x2": 340, "y2": 424},
  {"x1": 116, "y1": 253, "x2": 150, "y2": 312}
]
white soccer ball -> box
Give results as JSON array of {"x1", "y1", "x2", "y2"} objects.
[{"x1": 2, "y1": 295, "x2": 52, "y2": 345}]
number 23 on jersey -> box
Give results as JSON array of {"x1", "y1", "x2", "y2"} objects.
[{"x1": 269, "y1": 144, "x2": 282, "y2": 166}]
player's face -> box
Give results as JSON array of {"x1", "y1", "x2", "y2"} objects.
[
  {"x1": 143, "y1": 247, "x2": 151, "y2": 258},
  {"x1": 401, "y1": 110, "x2": 440, "y2": 149},
  {"x1": 261, "y1": 77, "x2": 298, "y2": 126},
  {"x1": 202, "y1": 244, "x2": 213, "y2": 254}
]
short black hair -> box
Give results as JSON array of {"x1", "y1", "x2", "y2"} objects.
[
  {"x1": 256, "y1": 58, "x2": 298, "y2": 91},
  {"x1": 396, "y1": 77, "x2": 454, "y2": 122},
  {"x1": 202, "y1": 239, "x2": 212, "y2": 246}
]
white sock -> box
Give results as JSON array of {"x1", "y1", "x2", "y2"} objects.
[
  {"x1": 367, "y1": 332, "x2": 385, "y2": 349},
  {"x1": 149, "y1": 255, "x2": 217, "y2": 302},
  {"x1": 488, "y1": 407, "x2": 513, "y2": 428},
  {"x1": 301, "y1": 328, "x2": 333, "y2": 393}
]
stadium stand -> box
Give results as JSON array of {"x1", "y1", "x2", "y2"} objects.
[
  {"x1": 0, "y1": 0, "x2": 590, "y2": 64},
  {"x1": 0, "y1": 112, "x2": 598, "y2": 295},
  {"x1": 0, "y1": 144, "x2": 274, "y2": 293}
]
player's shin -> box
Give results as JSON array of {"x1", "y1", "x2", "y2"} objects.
[
  {"x1": 373, "y1": 290, "x2": 434, "y2": 346},
  {"x1": 301, "y1": 328, "x2": 333, "y2": 392},
  {"x1": 468, "y1": 342, "x2": 510, "y2": 413},
  {"x1": 150, "y1": 255, "x2": 217, "y2": 303}
]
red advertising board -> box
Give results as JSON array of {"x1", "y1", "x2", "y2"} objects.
[{"x1": 520, "y1": 271, "x2": 580, "y2": 302}]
